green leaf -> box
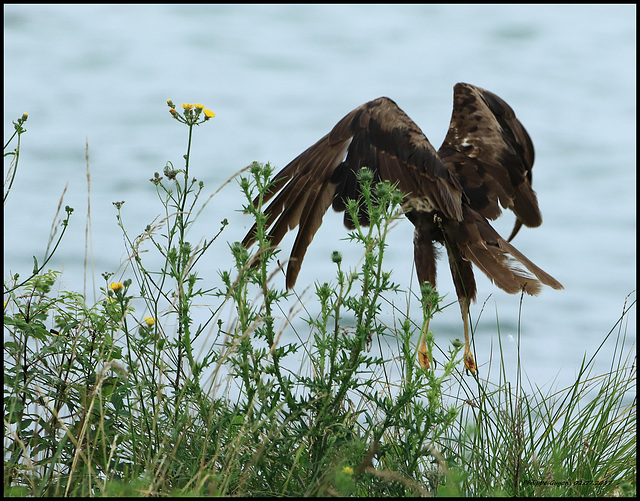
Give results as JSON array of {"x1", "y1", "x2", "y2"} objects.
[
  {"x1": 19, "y1": 418, "x2": 34, "y2": 431},
  {"x1": 5, "y1": 397, "x2": 24, "y2": 422}
]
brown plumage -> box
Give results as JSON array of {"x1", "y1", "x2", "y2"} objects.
[{"x1": 243, "y1": 82, "x2": 563, "y2": 373}]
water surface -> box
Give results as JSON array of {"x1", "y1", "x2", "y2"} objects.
[{"x1": 4, "y1": 4, "x2": 636, "y2": 391}]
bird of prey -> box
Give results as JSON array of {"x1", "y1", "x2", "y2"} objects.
[{"x1": 242, "y1": 82, "x2": 563, "y2": 373}]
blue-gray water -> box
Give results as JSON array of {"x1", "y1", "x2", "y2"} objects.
[{"x1": 4, "y1": 4, "x2": 636, "y2": 391}]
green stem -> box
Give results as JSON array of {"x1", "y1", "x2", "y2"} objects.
[
  {"x1": 174, "y1": 123, "x2": 194, "y2": 405},
  {"x1": 3, "y1": 130, "x2": 21, "y2": 204},
  {"x1": 121, "y1": 298, "x2": 152, "y2": 464},
  {"x1": 5, "y1": 209, "x2": 73, "y2": 294}
]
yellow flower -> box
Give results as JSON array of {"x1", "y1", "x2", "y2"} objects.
[
  {"x1": 182, "y1": 103, "x2": 194, "y2": 110},
  {"x1": 342, "y1": 466, "x2": 354, "y2": 475},
  {"x1": 195, "y1": 103, "x2": 204, "y2": 110},
  {"x1": 144, "y1": 317, "x2": 155, "y2": 327},
  {"x1": 203, "y1": 109, "x2": 215, "y2": 119},
  {"x1": 109, "y1": 282, "x2": 123, "y2": 292}
]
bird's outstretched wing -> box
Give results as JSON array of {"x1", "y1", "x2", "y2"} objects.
[
  {"x1": 242, "y1": 96, "x2": 464, "y2": 289},
  {"x1": 438, "y1": 83, "x2": 540, "y2": 241},
  {"x1": 242, "y1": 84, "x2": 562, "y2": 295}
]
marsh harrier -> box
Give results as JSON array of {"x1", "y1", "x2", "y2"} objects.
[{"x1": 243, "y1": 83, "x2": 563, "y2": 373}]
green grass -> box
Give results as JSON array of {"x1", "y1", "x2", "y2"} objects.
[{"x1": 3, "y1": 107, "x2": 636, "y2": 497}]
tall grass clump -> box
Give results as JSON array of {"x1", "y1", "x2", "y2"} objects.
[
  {"x1": 4, "y1": 105, "x2": 636, "y2": 497},
  {"x1": 440, "y1": 291, "x2": 635, "y2": 496}
]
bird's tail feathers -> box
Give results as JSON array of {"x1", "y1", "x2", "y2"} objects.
[{"x1": 452, "y1": 208, "x2": 563, "y2": 297}]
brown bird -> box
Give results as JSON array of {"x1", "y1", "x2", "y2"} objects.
[{"x1": 243, "y1": 82, "x2": 563, "y2": 373}]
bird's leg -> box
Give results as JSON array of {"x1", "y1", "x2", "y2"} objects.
[
  {"x1": 418, "y1": 287, "x2": 438, "y2": 369},
  {"x1": 460, "y1": 297, "x2": 477, "y2": 374},
  {"x1": 418, "y1": 317, "x2": 431, "y2": 369}
]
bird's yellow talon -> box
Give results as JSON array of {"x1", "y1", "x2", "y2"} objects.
[
  {"x1": 418, "y1": 336, "x2": 431, "y2": 369},
  {"x1": 464, "y1": 352, "x2": 477, "y2": 374}
]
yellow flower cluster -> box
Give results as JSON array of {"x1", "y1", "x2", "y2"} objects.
[
  {"x1": 167, "y1": 99, "x2": 215, "y2": 124},
  {"x1": 109, "y1": 282, "x2": 123, "y2": 292}
]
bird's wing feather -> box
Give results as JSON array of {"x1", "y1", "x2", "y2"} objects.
[
  {"x1": 243, "y1": 97, "x2": 464, "y2": 288},
  {"x1": 438, "y1": 83, "x2": 541, "y2": 240}
]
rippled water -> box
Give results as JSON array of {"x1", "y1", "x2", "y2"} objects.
[{"x1": 4, "y1": 4, "x2": 636, "y2": 389}]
